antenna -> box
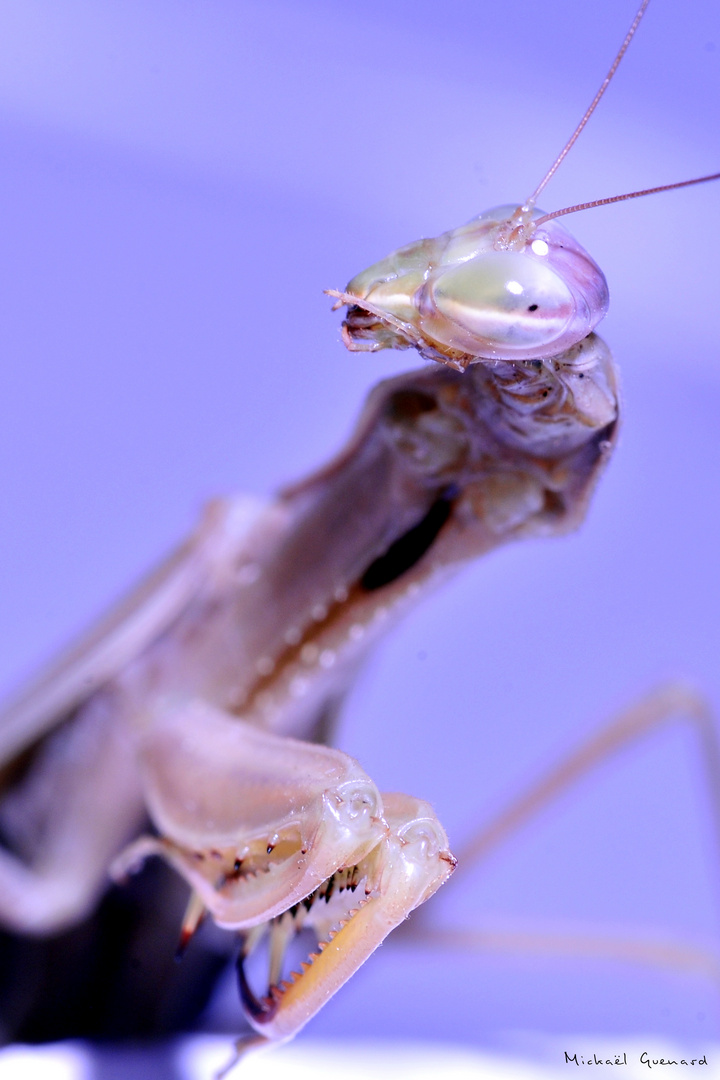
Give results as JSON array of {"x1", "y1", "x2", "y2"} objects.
[
  {"x1": 525, "y1": 0, "x2": 651, "y2": 209},
  {"x1": 533, "y1": 172, "x2": 720, "y2": 228}
]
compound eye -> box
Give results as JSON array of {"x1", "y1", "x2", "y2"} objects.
[{"x1": 429, "y1": 251, "x2": 574, "y2": 353}]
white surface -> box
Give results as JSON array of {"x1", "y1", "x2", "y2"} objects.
[{"x1": 1, "y1": 1039, "x2": 718, "y2": 1080}]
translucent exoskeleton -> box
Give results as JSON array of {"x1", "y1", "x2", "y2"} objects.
[
  {"x1": 1, "y1": 0, "x2": 720, "y2": 1071},
  {"x1": 331, "y1": 204, "x2": 610, "y2": 368}
]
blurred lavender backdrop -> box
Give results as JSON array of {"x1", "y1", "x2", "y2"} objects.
[{"x1": 0, "y1": 0, "x2": 719, "y2": 1057}]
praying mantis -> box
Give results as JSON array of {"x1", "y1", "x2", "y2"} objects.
[{"x1": 1, "y1": 0, "x2": 720, "y2": 1066}]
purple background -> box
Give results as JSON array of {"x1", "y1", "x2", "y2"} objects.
[{"x1": 0, "y1": 0, "x2": 719, "y2": 1057}]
